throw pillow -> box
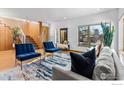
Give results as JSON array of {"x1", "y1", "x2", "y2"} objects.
[{"x1": 70, "y1": 48, "x2": 96, "y2": 79}]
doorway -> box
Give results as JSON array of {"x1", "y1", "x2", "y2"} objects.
[{"x1": 60, "y1": 28, "x2": 68, "y2": 44}]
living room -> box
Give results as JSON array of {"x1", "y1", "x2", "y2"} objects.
[
  {"x1": 0, "y1": 8, "x2": 124, "y2": 80},
  {"x1": 1, "y1": 0, "x2": 124, "y2": 92}
]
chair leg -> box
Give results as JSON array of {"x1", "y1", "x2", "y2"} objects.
[
  {"x1": 52, "y1": 53, "x2": 53, "y2": 59},
  {"x1": 40, "y1": 56, "x2": 42, "y2": 63},
  {"x1": 21, "y1": 61, "x2": 22, "y2": 70},
  {"x1": 44, "y1": 51, "x2": 46, "y2": 60},
  {"x1": 44, "y1": 52, "x2": 46, "y2": 61}
]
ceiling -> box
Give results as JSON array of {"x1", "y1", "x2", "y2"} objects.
[{"x1": 0, "y1": 8, "x2": 116, "y2": 22}]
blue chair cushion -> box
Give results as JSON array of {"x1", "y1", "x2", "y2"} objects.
[
  {"x1": 43, "y1": 42, "x2": 55, "y2": 49},
  {"x1": 43, "y1": 41, "x2": 60, "y2": 53},
  {"x1": 17, "y1": 52, "x2": 41, "y2": 61},
  {"x1": 45, "y1": 48, "x2": 60, "y2": 52},
  {"x1": 15, "y1": 44, "x2": 35, "y2": 55}
]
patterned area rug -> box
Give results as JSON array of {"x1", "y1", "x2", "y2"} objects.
[{"x1": 0, "y1": 53, "x2": 71, "y2": 80}]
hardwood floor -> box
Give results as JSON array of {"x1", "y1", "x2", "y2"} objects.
[
  {"x1": 0, "y1": 50, "x2": 15, "y2": 71},
  {"x1": 0, "y1": 49, "x2": 78, "y2": 72},
  {"x1": 0, "y1": 49, "x2": 44, "y2": 72}
]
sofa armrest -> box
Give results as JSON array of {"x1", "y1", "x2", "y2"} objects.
[{"x1": 52, "y1": 66, "x2": 90, "y2": 80}]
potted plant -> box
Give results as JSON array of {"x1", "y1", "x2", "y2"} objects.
[
  {"x1": 11, "y1": 26, "x2": 21, "y2": 46},
  {"x1": 101, "y1": 23, "x2": 115, "y2": 47}
]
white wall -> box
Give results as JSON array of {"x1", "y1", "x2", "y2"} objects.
[
  {"x1": 53, "y1": 9, "x2": 118, "y2": 51},
  {"x1": 118, "y1": 8, "x2": 124, "y2": 51},
  {"x1": 42, "y1": 21, "x2": 57, "y2": 43},
  {"x1": 49, "y1": 22, "x2": 57, "y2": 42},
  {"x1": 118, "y1": 8, "x2": 124, "y2": 19}
]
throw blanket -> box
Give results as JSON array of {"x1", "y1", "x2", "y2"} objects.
[{"x1": 92, "y1": 47, "x2": 115, "y2": 80}]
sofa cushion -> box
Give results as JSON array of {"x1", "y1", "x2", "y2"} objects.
[
  {"x1": 111, "y1": 49, "x2": 124, "y2": 80},
  {"x1": 70, "y1": 48, "x2": 96, "y2": 79},
  {"x1": 92, "y1": 47, "x2": 115, "y2": 80},
  {"x1": 17, "y1": 52, "x2": 41, "y2": 61},
  {"x1": 52, "y1": 66, "x2": 90, "y2": 80},
  {"x1": 43, "y1": 42, "x2": 55, "y2": 49},
  {"x1": 45, "y1": 48, "x2": 60, "y2": 52}
]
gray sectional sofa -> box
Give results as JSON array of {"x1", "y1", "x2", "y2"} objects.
[
  {"x1": 52, "y1": 66, "x2": 90, "y2": 80},
  {"x1": 52, "y1": 47, "x2": 124, "y2": 80}
]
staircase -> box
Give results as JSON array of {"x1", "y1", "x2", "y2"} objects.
[{"x1": 26, "y1": 35, "x2": 39, "y2": 49}]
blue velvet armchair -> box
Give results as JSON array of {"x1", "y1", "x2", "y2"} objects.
[
  {"x1": 43, "y1": 41, "x2": 60, "y2": 58},
  {"x1": 15, "y1": 44, "x2": 41, "y2": 70}
]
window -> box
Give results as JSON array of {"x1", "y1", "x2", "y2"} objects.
[
  {"x1": 78, "y1": 25, "x2": 90, "y2": 47},
  {"x1": 78, "y1": 23, "x2": 110, "y2": 47}
]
